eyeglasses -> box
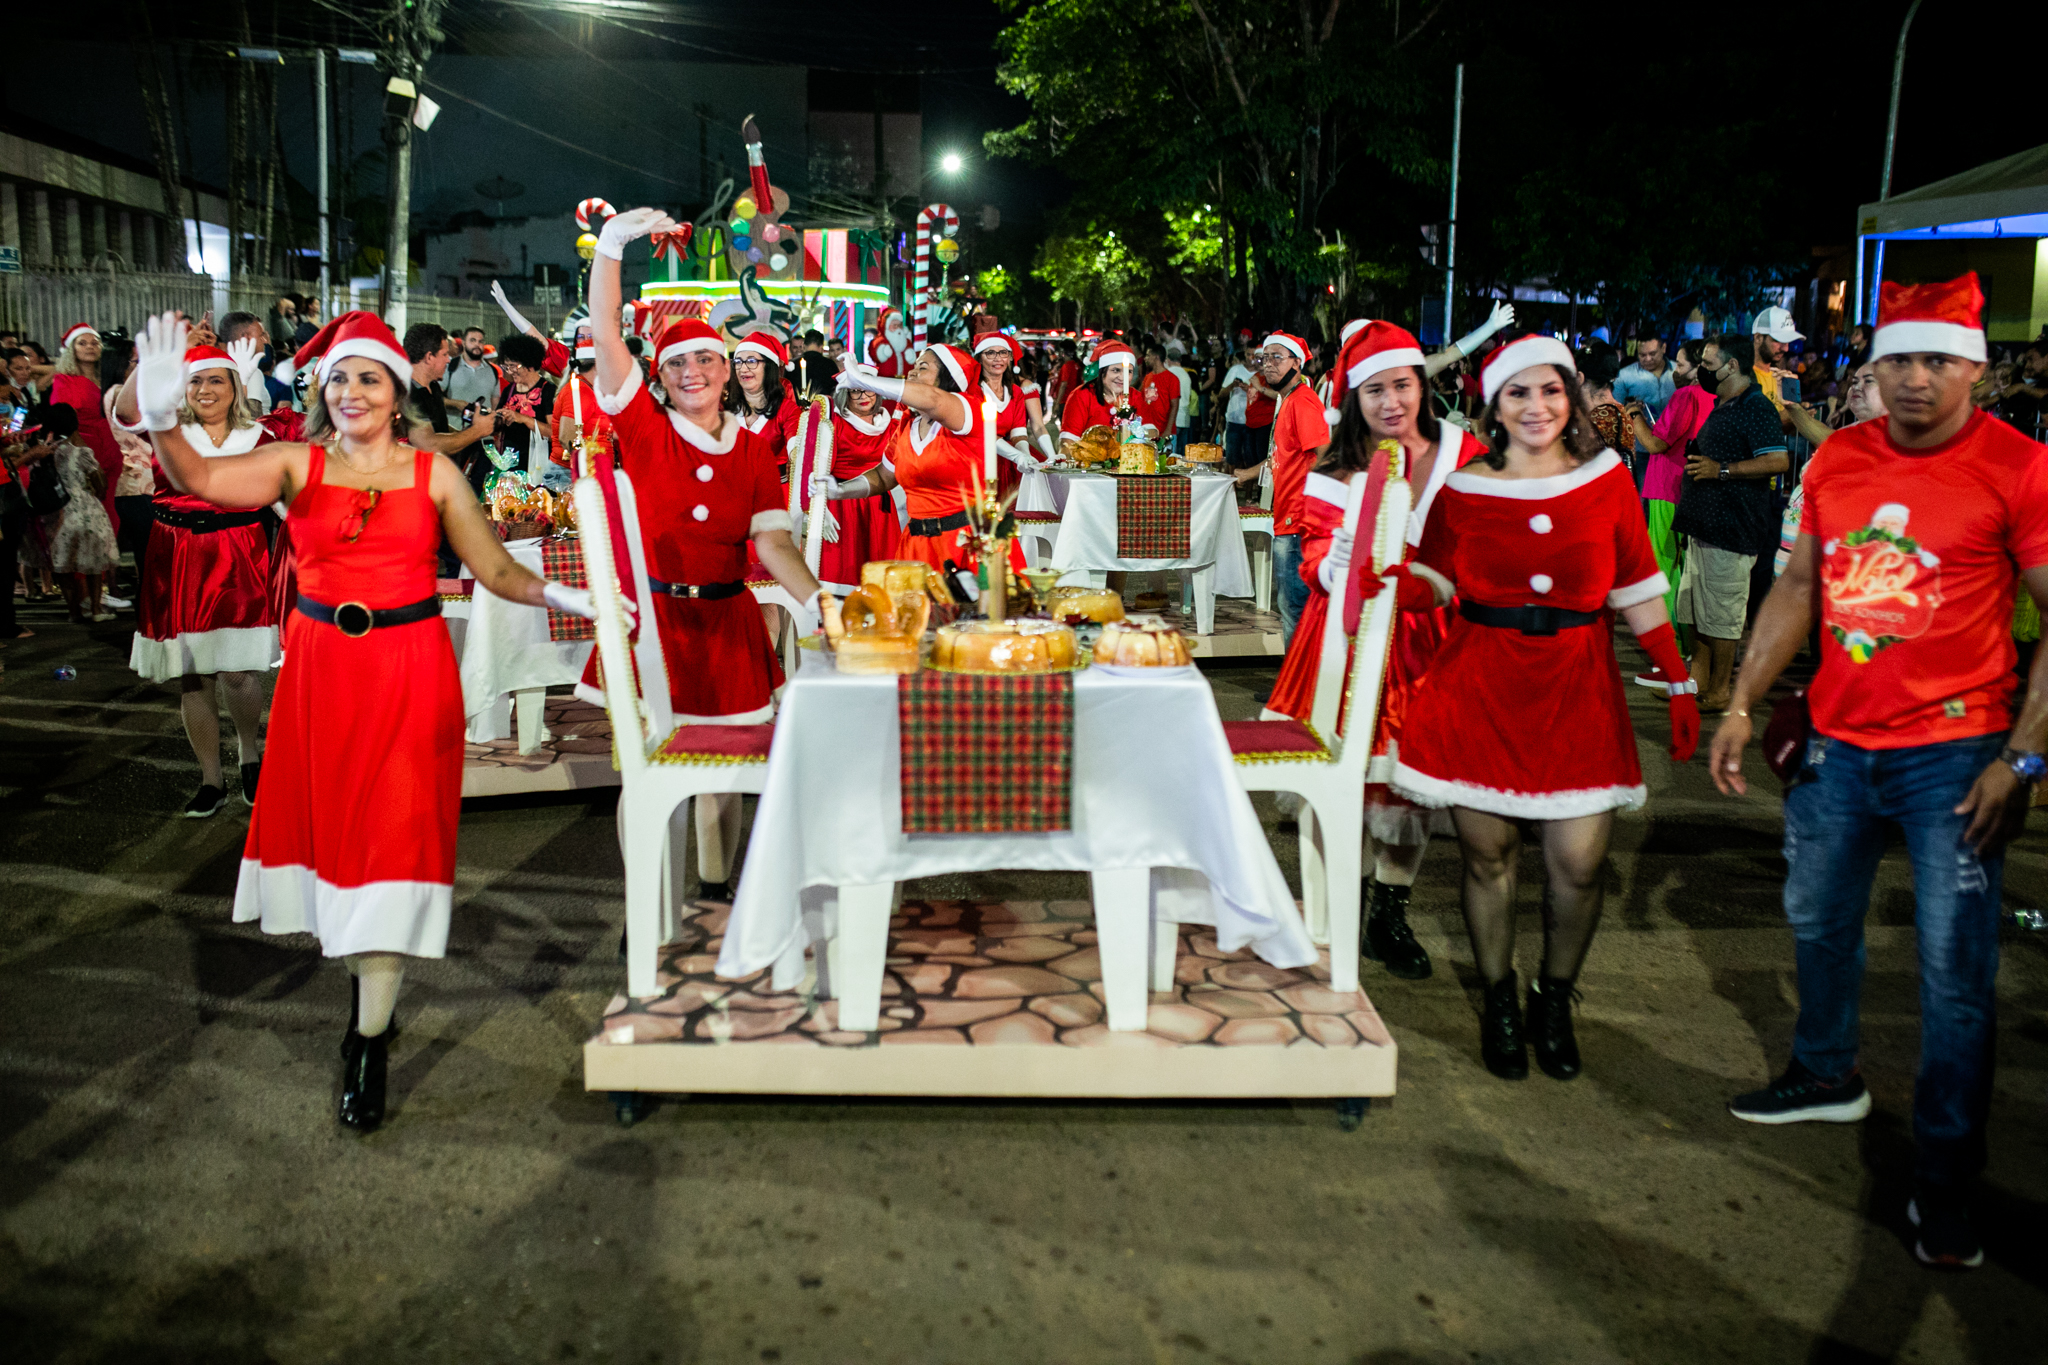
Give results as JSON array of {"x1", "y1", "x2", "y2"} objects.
[
  {"x1": 341, "y1": 488, "x2": 382, "y2": 544},
  {"x1": 732, "y1": 356, "x2": 765, "y2": 369}
]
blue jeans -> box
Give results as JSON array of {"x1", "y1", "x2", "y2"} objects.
[
  {"x1": 1782, "y1": 730, "x2": 2007, "y2": 1185},
  {"x1": 1272, "y1": 533, "x2": 1308, "y2": 646}
]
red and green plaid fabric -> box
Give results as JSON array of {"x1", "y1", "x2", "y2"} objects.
[
  {"x1": 899, "y1": 671, "x2": 1074, "y2": 833},
  {"x1": 1114, "y1": 474, "x2": 1192, "y2": 558},
  {"x1": 541, "y1": 536, "x2": 595, "y2": 642}
]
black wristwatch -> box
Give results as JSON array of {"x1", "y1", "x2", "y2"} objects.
[
  {"x1": 1716, "y1": 461, "x2": 1732, "y2": 480},
  {"x1": 2001, "y1": 747, "x2": 2046, "y2": 782}
]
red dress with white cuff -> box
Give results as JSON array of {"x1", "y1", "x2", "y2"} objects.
[
  {"x1": 890, "y1": 399, "x2": 1026, "y2": 581},
  {"x1": 982, "y1": 379, "x2": 1037, "y2": 504},
  {"x1": 814, "y1": 406, "x2": 903, "y2": 593},
  {"x1": 583, "y1": 366, "x2": 788, "y2": 723},
  {"x1": 236, "y1": 446, "x2": 463, "y2": 958},
  {"x1": 129, "y1": 422, "x2": 279, "y2": 682},
  {"x1": 1264, "y1": 424, "x2": 1478, "y2": 843},
  {"x1": 1391, "y1": 448, "x2": 1669, "y2": 819}
]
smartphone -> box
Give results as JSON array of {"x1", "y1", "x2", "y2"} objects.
[
  {"x1": 3, "y1": 408, "x2": 22, "y2": 434},
  {"x1": 1778, "y1": 376, "x2": 1802, "y2": 406}
]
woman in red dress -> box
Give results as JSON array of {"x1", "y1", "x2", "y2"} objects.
[
  {"x1": 1058, "y1": 339, "x2": 1161, "y2": 446},
  {"x1": 1265, "y1": 322, "x2": 1479, "y2": 983},
  {"x1": 1386, "y1": 336, "x2": 1700, "y2": 1082},
  {"x1": 114, "y1": 343, "x2": 279, "y2": 817},
  {"x1": 811, "y1": 370, "x2": 902, "y2": 594},
  {"x1": 973, "y1": 333, "x2": 1056, "y2": 510},
  {"x1": 728, "y1": 330, "x2": 801, "y2": 471},
  {"x1": 44, "y1": 324, "x2": 124, "y2": 536},
  {"x1": 586, "y1": 211, "x2": 824, "y2": 898},
  {"x1": 131, "y1": 308, "x2": 599, "y2": 1134}
]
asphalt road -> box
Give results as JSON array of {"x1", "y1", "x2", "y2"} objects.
[{"x1": 3, "y1": 605, "x2": 2045, "y2": 1364}]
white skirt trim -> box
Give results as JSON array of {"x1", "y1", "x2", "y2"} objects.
[
  {"x1": 130, "y1": 626, "x2": 280, "y2": 682},
  {"x1": 233, "y1": 860, "x2": 452, "y2": 958},
  {"x1": 1390, "y1": 762, "x2": 1646, "y2": 820}
]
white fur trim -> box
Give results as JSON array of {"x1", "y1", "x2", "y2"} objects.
[
  {"x1": 732, "y1": 339, "x2": 785, "y2": 366},
  {"x1": 234, "y1": 860, "x2": 451, "y2": 958},
  {"x1": 186, "y1": 353, "x2": 237, "y2": 378},
  {"x1": 1304, "y1": 470, "x2": 1349, "y2": 508},
  {"x1": 183, "y1": 422, "x2": 266, "y2": 456},
  {"x1": 1406, "y1": 425, "x2": 1464, "y2": 546},
  {"x1": 318, "y1": 338, "x2": 412, "y2": 392},
  {"x1": 1408, "y1": 562, "x2": 1454, "y2": 605},
  {"x1": 750, "y1": 510, "x2": 793, "y2": 536},
  {"x1": 1481, "y1": 336, "x2": 1574, "y2": 402},
  {"x1": 1264, "y1": 333, "x2": 1307, "y2": 363},
  {"x1": 838, "y1": 408, "x2": 890, "y2": 436},
  {"x1": 1094, "y1": 347, "x2": 1136, "y2": 370},
  {"x1": 1391, "y1": 763, "x2": 1647, "y2": 819},
  {"x1": 1445, "y1": 448, "x2": 1621, "y2": 500},
  {"x1": 594, "y1": 361, "x2": 643, "y2": 415},
  {"x1": 667, "y1": 409, "x2": 740, "y2": 454},
  {"x1": 924, "y1": 347, "x2": 970, "y2": 390},
  {"x1": 1346, "y1": 346, "x2": 1425, "y2": 388},
  {"x1": 1607, "y1": 572, "x2": 1671, "y2": 610},
  {"x1": 658, "y1": 334, "x2": 728, "y2": 366},
  {"x1": 129, "y1": 626, "x2": 278, "y2": 682},
  {"x1": 1871, "y1": 320, "x2": 1986, "y2": 363}
]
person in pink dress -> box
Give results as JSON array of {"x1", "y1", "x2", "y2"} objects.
[
  {"x1": 130, "y1": 308, "x2": 600, "y2": 1134},
  {"x1": 1386, "y1": 335, "x2": 1701, "y2": 1084}
]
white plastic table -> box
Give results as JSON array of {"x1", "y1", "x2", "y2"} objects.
[
  {"x1": 1044, "y1": 471, "x2": 1253, "y2": 634},
  {"x1": 458, "y1": 539, "x2": 593, "y2": 753}
]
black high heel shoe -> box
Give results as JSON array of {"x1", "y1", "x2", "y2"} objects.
[
  {"x1": 1526, "y1": 974, "x2": 1582, "y2": 1080},
  {"x1": 1480, "y1": 972, "x2": 1528, "y2": 1080},
  {"x1": 339, "y1": 1027, "x2": 388, "y2": 1133}
]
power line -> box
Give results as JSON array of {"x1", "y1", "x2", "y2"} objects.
[{"x1": 419, "y1": 79, "x2": 697, "y2": 190}]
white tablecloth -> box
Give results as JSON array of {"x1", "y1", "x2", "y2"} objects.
[
  {"x1": 458, "y1": 540, "x2": 593, "y2": 741},
  {"x1": 719, "y1": 651, "x2": 1314, "y2": 986},
  {"x1": 1047, "y1": 471, "x2": 1253, "y2": 597}
]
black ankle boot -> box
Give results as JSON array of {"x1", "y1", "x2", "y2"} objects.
[
  {"x1": 339, "y1": 1027, "x2": 388, "y2": 1133},
  {"x1": 341, "y1": 981, "x2": 398, "y2": 1057},
  {"x1": 1362, "y1": 881, "x2": 1433, "y2": 980},
  {"x1": 1526, "y1": 974, "x2": 1582, "y2": 1080},
  {"x1": 1480, "y1": 972, "x2": 1528, "y2": 1080},
  {"x1": 697, "y1": 879, "x2": 732, "y2": 903}
]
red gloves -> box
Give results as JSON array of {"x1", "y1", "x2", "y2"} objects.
[
  {"x1": 1636, "y1": 621, "x2": 1699, "y2": 761},
  {"x1": 1377, "y1": 563, "x2": 1442, "y2": 612}
]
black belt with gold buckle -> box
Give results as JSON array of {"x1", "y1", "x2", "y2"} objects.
[
  {"x1": 645, "y1": 577, "x2": 745, "y2": 600},
  {"x1": 296, "y1": 593, "x2": 443, "y2": 638}
]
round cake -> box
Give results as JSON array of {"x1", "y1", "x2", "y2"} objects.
[
  {"x1": 1048, "y1": 585, "x2": 1125, "y2": 624},
  {"x1": 1184, "y1": 442, "x2": 1224, "y2": 465},
  {"x1": 932, "y1": 619, "x2": 1078, "y2": 673},
  {"x1": 1117, "y1": 441, "x2": 1158, "y2": 475},
  {"x1": 1092, "y1": 614, "x2": 1192, "y2": 667},
  {"x1": 861, "y1": 560, "x2": 934, "y2": 599}
]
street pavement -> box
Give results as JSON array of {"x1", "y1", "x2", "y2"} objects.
[{"x1": 3, "y1": 604, "x2": 2045, "y2": 1364}]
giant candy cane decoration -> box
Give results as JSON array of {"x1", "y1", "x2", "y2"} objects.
[
  {"x1": 911, "y1": 203, "x2": 958, "y2": 352},
  {"x1": 575, "y1": 198, "x2": 616, "y2": 232}
]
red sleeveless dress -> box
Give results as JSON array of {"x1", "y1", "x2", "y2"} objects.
[{"x1": 234, "y1": 446, "x2": 464, "y2": 959}]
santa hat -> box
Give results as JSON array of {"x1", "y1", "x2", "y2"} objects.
[
  {"x1": 654, "y1": 318, "x2": 727, "y2": 368},
  {"x1": 1089, "y1": 339, "x2": 1135, "y2": 371},
  {"x1": 732, "y1": 331, "x2": 789, "y2": 369},
  {"x1": 973, "y1": 332, "x2": 1022, "y2": 363},
  {"x1": 1338, "y1": 318, "x2": 1370, "y2": 344},
  {"x1": 61, "y1": 323, "x2": 99, "y2": 353},
  {"x1": 923, "y1": 344, "x2": 974, "y2": 390},
  {"x1": 1263, "y1": 332, "x2": 1309, "y2": 365},
  {"x1": 1873, "y1": 273, "x2": 1987, "y2": 363},
  {"x1": 293, "y1": 310, "x2": 411, "y2": 392},
  {"x1": 1480, "y1": 334, "x2": 1575, "y2": 403},
  {"x1": 184, "y1": 345, "x2": 239, "y2": 381},
  {"x1": 1327, "y1": 321, "x2": 1424, "y2": 422}
]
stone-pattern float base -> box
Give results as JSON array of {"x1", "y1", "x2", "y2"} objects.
[
  {"x1": 462, "y1": 697, "x2": 620, "y2": 798},
  {"x1": 586, "y1": 898, "x2": 1396, "y2": 1099}
]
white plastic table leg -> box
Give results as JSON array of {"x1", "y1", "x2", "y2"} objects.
[
  {"x1": 1151, "y1": 914, "x2": 1178, "y2": 991},
  {"x1": 514, "y1": 687, "x2": 548, "y2": 755},
  {"x1": 1250, "y1": 535, "x2": 1273, "y2": 612},
  {"x1": 1320, "y1": 794, "x2": 1365, "y2": 994},
  {"x1": 621, "y1": 801, "x2": 674, "y2": 998},
  {"x1": 1191, "y1": 563, "x2": 1216, "y2": 635},
  {"x1": 1300, "y1": 800, "x2": 1329, "y2": 944},
  {"x1": 1091, "y1": 865, "x2": 1152, "y2": 1031},
  {"x1": 828, "y1": 882, "x2": 896, "y2": 1032}
]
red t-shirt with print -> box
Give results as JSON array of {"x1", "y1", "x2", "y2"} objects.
[
  {"x1": 1799, "y1": 409, "x2": 2048, "y2": 749},
  {"x1": 1268, "y1": 381, "x2": 1333, "y2": 536}
]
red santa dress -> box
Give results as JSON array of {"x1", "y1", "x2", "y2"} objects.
[
  {"x1": 129, "y1": 421, "x2": 280, "y2": 681},
  {"x1": 890, "y1": 399, "x2": 1024, "y2": 581},
  {"x1": 1060, "y1": 385, "x2": 1128, "y2": 439},
  {"x1": 583, "y1": 365, "x2": 789, "y2": 723},
  {"x1": 259, "y1": 408, "x2": 308, "y2": 635},
  {"x1": 1391, "y1": 448, "x2": 1669, "y2": 818},
  {"x1": 814, "y1": 405, "x2": 903, "y2": 593},
  {"x1": 1264, "y1": 423, "x2": 1478, "y2": 843},
  {"x1": 50, "y1": 372, "x2": 123, "y2": 534},
  {"x1": 235, "y1": 446, "x2": 463, "y2": 957}
]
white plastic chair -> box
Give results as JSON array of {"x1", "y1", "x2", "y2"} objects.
[
  {"x1": 576, "y1": 472, "x2": 774, "y2": 999},
  {"x1": 1224, "y1": 460, "x2": 1410, "y2": 994}
]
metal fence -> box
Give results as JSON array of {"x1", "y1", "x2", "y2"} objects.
[{"x1": 0, "y1": 267, "x2": 505, "y2": 349}]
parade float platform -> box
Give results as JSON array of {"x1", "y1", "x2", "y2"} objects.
[
  {"x1": 584, "y1": 897, "x2": 1396, "y2": 1118},
  {"x1": 462, "y1": 695, "x2": 619, "y2": 799}
]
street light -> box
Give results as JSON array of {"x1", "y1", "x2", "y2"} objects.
[{"x1": 940, "y1": 152, "x2": 964, "y2": 174}]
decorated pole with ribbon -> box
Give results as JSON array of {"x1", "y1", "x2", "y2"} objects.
[{"x1": 911, "y1": 203, "x2": 957, "y2": 352}]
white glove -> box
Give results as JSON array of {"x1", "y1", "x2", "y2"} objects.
[
  {"x1": 595, "y1": 207, "x2": 678, "y2": 262},
  {"x1": 136, "y1": 311, "x2": 190, "y2": 432},
  {"x1": 1035, "y1": 432, "x2": 1057, "y2": 462},
  {"x1": 542, "y1": 581, "x2": 598, "y2": 620},
  {"x1": 819, "y1": 506, "x2": 840, "y2": 543},
  {"x1": 1453, "y1": 300, "x2": 1515, "y2": 356},
  {"x1": 226, "y1": 336, "x2": 265, "y2": 397},
  {"x1": 488, "y1": 279, "x2": 538, "y2": 337},
  {"x1": 996, "y1": 439, "x2": 1038, "y2": 472},
  {"x1": 1316, "y1": 527, "x2": 1355, "y2": 594},
  {"x1": 792, "y1": 590, "x2": 822, "y2": 638},
  {"x1": 811, "y1": 468, "x2": 869, "y2": 501},
  {"x1": 836, "y1": 367, "x2": 906, "y2": 403}
]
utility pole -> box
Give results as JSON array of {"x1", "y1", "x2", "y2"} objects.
[
  {"x1": 380, "y1": 0, "x2": 444, "y2": 333},
  {"x1": 1445, "y1": 63, "x2": 1464, "y2": 344},
  {"x1": 1867, "y1": 0, "x2": 1924, "y2": 325},
  {"x1": 315, "y1": 48, "x2": 331, "y2": 318}
]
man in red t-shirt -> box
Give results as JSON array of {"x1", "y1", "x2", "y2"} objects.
[
  {"x1": 1256, "y1": 331, "x2": 1330, "y2": 645},
  {"x1": 1135, "y1": 341, "x2": 1181, "y2": 447},
  {"x1": 1709, "y1": 274, "x2": 2048, "y2": 1268}
]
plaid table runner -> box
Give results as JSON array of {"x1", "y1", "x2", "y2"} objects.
[
  {"x1": 541, "y1": 536, "x2": 595, "y2": 643},
  {"x1": 899, "y1": 671, "x2": 1074, "y2": 833},
  {"x1": 1114, "y1": 474, "x2": 1192, "y2": 558}
]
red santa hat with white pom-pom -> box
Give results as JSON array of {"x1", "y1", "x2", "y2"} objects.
[
  {"x1": 183, "y1": 345, "x2": 239, "y2": 381},
  {"x1": 293, "y1": 310, "x2": 413, "y2": 391},
  {"x1": 731, "y1": 330, "x2": 789, "y2": 369},
  {"x1": 654, "y1": 317, "x2": 727, "y2": 368},
  {"x1": 1480, "y1": 333, "x2": 1575, "y2": 403},
  {"x1": 1873, "y1": 272, "x2": 1987, "y2": 363},
  {"x1": 1263, "y1": 331, "x2": 1310, "y2": 366}
]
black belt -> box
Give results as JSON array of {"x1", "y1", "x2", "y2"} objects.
[
  {"x1": 906, "y1": 509, "x2": 970, "y2": 539},
  {"x1": 645, "y1": 577, "x2": 745, "y2": 600},
  {"x1": 152, "y1": 505, "x2": 272, "y2": 534},
  {"x1": 1459, "y1": 600, "x2": 1603, "y2": 637},
  {"x1": 297, "y1": 593, "x2": 443, "y2": 638}
]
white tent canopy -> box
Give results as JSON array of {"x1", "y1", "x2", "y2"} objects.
[{"x1": 1858, "y1": 142, "x2": 2048, "y2": 240}]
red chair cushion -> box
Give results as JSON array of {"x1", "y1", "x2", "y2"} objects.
[
  {"x1": 436, "y1": 578, "x2": 475, "y2": 597},
  {"x1": 1223, "y1": 718, "x2": 1329, "y2": 760},
  {"x1": 656, "y1": 724, "x2": 774, "y2": 763},
  {"x1": 1012, "y1": 509, "x2": 1062, "y2": 523}
]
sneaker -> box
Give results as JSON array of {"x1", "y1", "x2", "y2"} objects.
[
  {"x1": 1908, "y1": 1190, "x2": 1983, "y2": 1270},
  {"x1": 1634, "y1": 667, "x2": 1673, "y2": 689},
  {"x1": 1727, "y1": 1058, "x2": 1872, "y2": 1124},
  {"x1": 182, "y1": 784, "x2": 226, "y2": 819},
  {"x1": 100, "y1": 594, "x2": 132, "y2": 610}
]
